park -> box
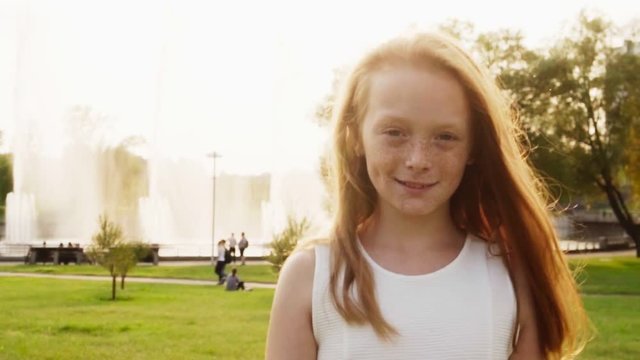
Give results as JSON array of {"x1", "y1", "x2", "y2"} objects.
[
  {"x1": 0, "y1": 1, "x2": 639, "y2": 359},
  {"x1": 0, "y1": 252, "x2": 639, "y2": 359}
]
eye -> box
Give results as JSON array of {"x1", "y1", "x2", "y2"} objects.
[
  {"x1": 435, "y1": 133, "x2": 458, "y2": 141},
  {"x1": 384, "y1": 129, "x2": 404, "y2": 137}
]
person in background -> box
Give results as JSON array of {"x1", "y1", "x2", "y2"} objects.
[
  {"x1": 228, "y1": 233, "x2": 237, "y2": 263},
  {"x1": 238, "y1": 232, "x2": 249, "y2": 265},
  {"x1": 225, "y1": 268, "x2": 245, "y2": 291},
  {"x1": 215, "y1": 239, "x2": 227, "y2": 284}
]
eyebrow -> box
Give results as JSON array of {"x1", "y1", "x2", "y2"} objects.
[
  {"x1": 375, "y1": 114, "x2": 466, "y2": 131},
  {"x1": 374, "y1": 114, "x2": 411, "y2": 124}
]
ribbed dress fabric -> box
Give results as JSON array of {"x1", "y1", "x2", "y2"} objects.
[{"x1": 312, "y1": 235, "x2": 516, "y2": 359}]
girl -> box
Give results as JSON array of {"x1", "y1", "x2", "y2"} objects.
[{"x1": 266, "y1": 33, "x2": 590, "y2": 359}]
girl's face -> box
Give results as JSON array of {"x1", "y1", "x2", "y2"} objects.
[{"x1": 360, "y1": 65, "x2": 472, "y2": 219}]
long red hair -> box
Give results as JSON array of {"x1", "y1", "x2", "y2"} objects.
[{"x1": 328, "y1": 33, "x2": 590, "y2": 358}]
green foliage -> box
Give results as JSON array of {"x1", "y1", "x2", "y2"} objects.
[
  {"x1": 0, "y1": 153, "x2": 13, "y2": 219},
  {"x1": 266, "y1": 216, "x2": 310, "y2": 273},
  {"x1": 468, "y1": 13, "x2": 640, "y2": 249},
  {"x1": 86, "y1": 215, "x2": 150, "y2": 299},
  {"x1": 113, "y1": 240, "x2": 150, "y2": 290},
  {"x1": 86, "y1": 215, "x2": 124, "y2": 267}
]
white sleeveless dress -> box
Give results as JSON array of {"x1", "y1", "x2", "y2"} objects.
[{"x1": 312, "y1": 234, "x2": 517, "y2": 359}]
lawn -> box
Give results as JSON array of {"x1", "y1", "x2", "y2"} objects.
[
  {"x1": 0, "y1": 277, "x2": 273, "y2": 360},
  {"x1": 570, "y1": 256, "x2": 640, "y2": 295},
  {"x1": 0, "y1": 263, "x2": 278, "y2": 284},
  {"x1": 581, "y1": 295, "x2": 640, "y2": 360},
  {"x1": 0, "y1": 256, "x2": 638, "y2": 359}
]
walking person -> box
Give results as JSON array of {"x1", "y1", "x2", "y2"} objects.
[
  {"x1": 228, "y1": 233, "x2": 237, "y2": 263},
  {"x1": 214, "y1": 239, "x2": 228, "y2": 285},
  {"x1": 266, "y1": 32, "x2": 591, "y2": 359},
  {"x1": 238, "y1": 232, "x2": 249, "y2": 265}
]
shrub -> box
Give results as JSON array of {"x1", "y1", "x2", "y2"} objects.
[{"x1": 266, "y1": 216, "x2": 310, "y2": 273}]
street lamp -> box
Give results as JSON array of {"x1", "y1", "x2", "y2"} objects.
[{"x1": 207, "y1": 151, "x2": 221, "y2": 266}]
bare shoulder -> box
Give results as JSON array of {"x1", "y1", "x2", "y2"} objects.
[
  {"x1": 266, "y1": 248, "x2": 317, "y2": 360},
  {"x1": 280, "y1": 247, "x2": 316, "y2": 284}
]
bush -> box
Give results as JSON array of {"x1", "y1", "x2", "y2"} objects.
[
  {"x1": 86, "y1": 214, "x2": 150, "y2": 299},
  {"x1": 266, "y1": 216, "x2": 310, "y2": 273}
]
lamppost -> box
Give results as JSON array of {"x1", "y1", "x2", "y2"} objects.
[{"x1": 208, "y1": 151, "x2": 221, "y2": 266}]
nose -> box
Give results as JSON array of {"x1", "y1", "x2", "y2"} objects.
[{"x1": 404, "y1": 140, "x2": 432, "y2": 171}]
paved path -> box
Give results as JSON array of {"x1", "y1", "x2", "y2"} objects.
[
  {"x1": 0, "y1": 272, "x2": 276, "y2": 289},
  {"x1": 1, "y1": 249, "x2": 635, "y2": 290}
]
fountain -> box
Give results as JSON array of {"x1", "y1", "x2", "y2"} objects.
[
  {"x1": 4, "y1": 115, "x2": 329, "y2": 258},
  {"x1": 2, "y1": 1, "x2": 332, "y2": 259},
  {"x1": 5, "y1": 192, "x2": 36, "y2": 244}
]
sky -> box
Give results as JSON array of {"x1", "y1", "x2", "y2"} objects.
[{"x1": 0, "y1": 0, "x2": 638, "y2": 175}]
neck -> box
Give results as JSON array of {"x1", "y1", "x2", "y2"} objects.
[{"x1": 360, "y1": 203, "x2": 464, "y2": 252}]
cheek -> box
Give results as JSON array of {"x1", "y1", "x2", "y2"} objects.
[
  {"x1": 438, "y1": 149, "x2": 471, "y2": 173},
  {"x1": 365, "y1": 148, "x2": 396, "y2": 173}
]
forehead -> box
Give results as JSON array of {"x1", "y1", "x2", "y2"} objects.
[{"x1": 363, "y1": 65, "x2": 470, "y2": 128}]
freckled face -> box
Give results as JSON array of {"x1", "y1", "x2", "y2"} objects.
[{"x1": 360, "y1": 65, "x2": 472, "y2": 219}]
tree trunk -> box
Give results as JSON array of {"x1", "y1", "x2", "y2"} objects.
[
  {"x1": 601, "y1": 180, "x2": 640, "y2": 257},
  {"x1": 111, "y1": 275, "x2": 116, "y2": 300},
  {"x1": 121, "y1": 274, "x2": 126, "y2": 290},
  {"x1": 631, "y1": 224, "x2": 640, "y2": 258}
]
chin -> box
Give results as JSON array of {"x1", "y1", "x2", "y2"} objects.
[{"x1": 396, "y1": 203, "x2": 439, "y2": 217}]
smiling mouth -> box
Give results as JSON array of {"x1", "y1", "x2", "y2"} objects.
[{"x1": 395, "y1": 179, "x2": 437, "y2": 189}]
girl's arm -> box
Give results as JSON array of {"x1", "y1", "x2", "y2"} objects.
[
  {"x1": 509, "y1": 263, "x2": 544, "y2": 360},
  {"x1": 266, "y1": 249, "x2": 317, "y2": 360}
]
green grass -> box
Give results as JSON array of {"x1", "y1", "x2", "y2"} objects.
[
  {"x1": 581, "y1": 295, "x2": 640, "y2": 360},
  {"x1": 569, "y1": 257, "x2": 640, "y2": 295},
  {"x1": 0, "y1": 256, "x2": 638, "y2": 359},
  {"x1": 0, "y1": 263, "x2": 278, "y2": 284},
  {"x1": 0, "y1": 277, "x2": 273, "y2": 360}
]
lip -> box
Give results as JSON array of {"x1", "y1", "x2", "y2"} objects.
[{"x1": 395, "y1": 178, "x2": 438, "y2": 190}]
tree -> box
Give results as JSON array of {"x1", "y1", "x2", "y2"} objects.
[
  {"x1": 86, "y1": 215, "x2": 124, "y2": 300},
  {"x1": 490, "y1": 14, "x2": 640, "y2": 254},
  {"x1": 266, "y1": 216, "x2": 310, "y2": 273},
  {"x1": 113, "y1": 240, "x2": 150, "y2": 290},
  {"x1": 0, "y1": 153, "x2": 12, "y2": 220},
  {"x1": 86, "y1": 215, "x2": 150, "y2": 299}
]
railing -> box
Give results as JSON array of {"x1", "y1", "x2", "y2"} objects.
[
  {"x1": 0, "y1": 243, "x2": 31, "y2": 258},
  {"x1": 0, "y1": 241, "x2": 272, "y2": 259}
]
